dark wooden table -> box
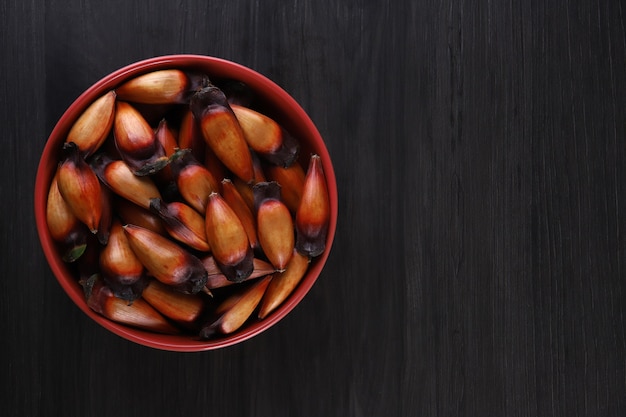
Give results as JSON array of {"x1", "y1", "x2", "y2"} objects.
[{"x1": 3, "y1": 1, "x2": 625, "y2": 416}]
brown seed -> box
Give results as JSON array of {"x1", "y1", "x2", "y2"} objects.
[
  {"x1": 153, "y1": 118, "x2": 179, "y2": 185},
  {"x1": 178, "y1": 108, "x2": 206, "y2": 163},
  {"x1": 83, "y1": 276, "x2": 178, "y2": 334},
  {"x1": 113, "y1": 101, "x2": 169, "y2": 176},
  {"x1": 231, "y1": 104, "x2": 282, "y2": 153},
  {"x1": 115, "y1": 69, "x2": 207, "y2": 104},
  {"x1": 190, "y1": 85, "x2": 255, "y2": 183},
  {"x1": 231, "y1": 104, "x2": 299, "y2": 167},
  {"x1": 100, "y1": 160, "x2": 161, "y2": 210},
  {"x1": 265, "y1": 161, "x2": 306, "y2": 214},
  {"x1": 295, "y1": 154, "x2": 330, "y2": 257},
  {"x1": 171, "y1": 151, "x2": 219, "y2": 213},
  {"x1": 258, "y1": 249, "x2": 310, "y2": 319},
  {"x1": 56, "y1": 142, "x2": 102, "y2": 234},
  {"x1": 201, "y1": 256, "x2": 275, "y2": 289},
  {"x1": 149, "y1": 198, "x2": 210, "y2": 252},
  {"x1": 66, "y1": 90, "x2": 116, "y2": 158},
  {"x1": 199, "y1": 276, "x2": 271, "y2": 337},
  {"x1": 46, "y1": 172, "x2": 88, "y2": 262},
  {"x1": 204, "y1": 192, "x2": 254, "y2": 283},
  {"x1": 221, "y1": 178, "x2": 258, "y2": 250},
  {"x1": 141, "y1": 279, "x2": 205, "y2": 325},
  {"x1": 253, "y1": 182, "x2": 294, "y2": 271},
  {"x1": 123, "y1": 224, "x2": 208, "y2": 294},
  {"x1": 99, "y1": 219, "x2": 144, "y2": 286},
  {"x1": 47, "y1": 171, "x2": 80, "y2": 242}
]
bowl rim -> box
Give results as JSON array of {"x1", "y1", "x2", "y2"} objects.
[{"x1": 34, "y1": 54, "x2": 337, "y2": 352}]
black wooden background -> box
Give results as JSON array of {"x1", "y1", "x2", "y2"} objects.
[{"x1": 2, "y1": 1, "x2": 625, "y2": 416}]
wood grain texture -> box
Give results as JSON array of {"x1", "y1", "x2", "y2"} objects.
[{"x1": 1, "y1": 0, "x2": 625, "y2": 416}]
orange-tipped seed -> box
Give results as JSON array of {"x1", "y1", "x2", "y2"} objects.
[
  {"x1": 201, "y1": 255, "x2": 275, "y2": 289},
  {"x1": 153, "y1": 118, "x2": 179, "y2": 189},
  {"x1": 149, "y1": 198, "x2": 210, "y2": 252},
  {"x1": 56, "y1": 142, "x2": 102, "y2": 234},
  {"x1": 141, "y1": 279, "x2": 205, "y2": 326},
  {"x1": 113, "y1": 101, "x2": 169, "y2": 176},
  {"x1": 231, "y1": 104, "x2": 299, "y2": 167},
  {"x1": 295, "y1": 154, "x2": 330, "y2": 257},
  {"x1": 258, "y1": 249, "x2": 310, "y2": 319},
  {"x1": 115, "y1": 69, "x2": 208, "y2": 104},
  {"x1": 123, "y1": 224, "x2": 208, "y2": 294},
  {"x1": 253, "y1": 181, "x2": 294, "y2": 271},
  {"x1": 199, "y1": 276, "x2": 271, "y2": 338},
  {"x1": 83, "y1": 275, "x2": 178, "y2": 334},
  {"x1": 265, "y1": 161, "x2": 306, "y2": 214},
  {"x1": 204, "y1": 192, "x2": 254, "y2": 283},
  {"x1": 221, "y1": 178, "x2": 258, "y2": 250},
  {"x1": 92, "y1": 155, "x2": 162, "y2": 210},
  {"x1": 66, "y1": 91, "x2": 116, "y2": 158},
  {"x1": 190, "y1": 85, "x2": 255, "y2": 183},
  {"x1": 46, "y1": 171, "x2": 88, "y2": 262},
  {"x1": 178, "y1": 108, "x2": 206, "y2": 162},
  {"x1": 99, "y1": 219, "x2": 144, "y2": 287},
  {"x1": 170, "y1": 151, "x2": 219, "y2": 214}
]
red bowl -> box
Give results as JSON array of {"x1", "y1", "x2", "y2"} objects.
[{"x1": 34, "y1": 55, "x2": 337, "y2": 351}]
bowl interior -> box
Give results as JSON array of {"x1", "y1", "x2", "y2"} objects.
[{"x1": 34, "y1": 55, "x2": 337, "y2": 351}]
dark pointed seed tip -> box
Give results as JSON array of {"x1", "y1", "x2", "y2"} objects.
[
  {"x1": 104, "y1": 278, "x2": 143, "y2": 303},
  {"x1": 295, "y1": 232, "x2": 327, "y2": 258},
  {"x1": 252, "y1": 181, "x2": 282, "y2": 209},
  {"x1": 217, "y1": 253, "x2": 254, "y2": 283},
  {"x1": 198, "y1": 321, "x2": 220, "y2": 339},
  {"x1": 296, "y1": 245, "x2": 325, "y2": 258},
  {"x1": 89, "y1": 152, "x2": 112, "y2": 180},
  {"x1": 189, "y1": 84, "x2": 227, "y2": 119},
  {"x1": 62, "y1": 141, "x2": 81, "y2": 153},
  {"x1": 260, "y1": 131, "x2": 300, "y2": 168},
  {"x1": 186, "y1": 71, "x2": 212, "y2": 92},
  {"x1": 148, "y1": 197, "x2": 163, "y2": 211},
  {"x1": 232, "y1": 269, "x2": 252, "y2": 283},
  {"x1": 252, "y1": 180, "x2": 281, "y2": 193},
  {"x1": 184, "y1": 270, "x2": 209, "y2": 295},
  {"x1": 61, "y1": 141, "x2": 81, "y2": 159}
]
